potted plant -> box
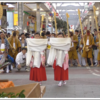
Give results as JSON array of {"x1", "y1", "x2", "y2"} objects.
[{"x1": 0, "y1": 90, "x2": 25, "y2": 98}]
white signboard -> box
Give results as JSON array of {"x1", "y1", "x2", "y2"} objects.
[{"x1": 70, "y1": 25, "x2": 74, "y2": 30}]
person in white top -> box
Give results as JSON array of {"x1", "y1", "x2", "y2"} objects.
[{"x1": 16, "y1": 47, "x2": 29, "y2": 71}]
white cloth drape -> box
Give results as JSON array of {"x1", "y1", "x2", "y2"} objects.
[
  {"x1": 26, "y1": 39, "x2": 48, "y2": 68},
  {"x1": 47, "y1": 38, "x2": 71, "y2": 67}
]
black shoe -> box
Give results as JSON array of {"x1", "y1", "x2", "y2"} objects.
[{"x1": 18, "y1": 69, "x2": 20, "y2": 71}]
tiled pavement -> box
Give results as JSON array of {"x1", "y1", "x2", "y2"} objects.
[{"x1": 0, "y1": 67, "x2": 100, "y2": 98}]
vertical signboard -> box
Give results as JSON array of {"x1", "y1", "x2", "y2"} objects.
[{"x1": 14, "y1": 13, "x2": 18, "y2": 26}]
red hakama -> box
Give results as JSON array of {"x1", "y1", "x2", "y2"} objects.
[
  {"x1": 30, "y1": 64, "x2": 47, "y2": 82},
  {"x1": 53, "y1": 60, "x2": 69, "y2": 81}
]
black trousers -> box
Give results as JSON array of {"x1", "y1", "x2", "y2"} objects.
[{"x1": 3, "y1": 64, "x2": 12, "y2": 71}]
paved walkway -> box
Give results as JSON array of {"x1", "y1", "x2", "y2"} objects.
[{"x1": 0, "y1": 66, "x2": 100, "y2": 98}]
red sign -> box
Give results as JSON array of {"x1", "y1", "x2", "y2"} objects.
[
  {"x1": 27, "y1": 21, "x2": 29, "y2": 26},
  {"x1": 56, "y1": 13, "x2": 59, "y2": 16}
]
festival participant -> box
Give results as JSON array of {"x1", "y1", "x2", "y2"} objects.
[
  {"x1": 0, "y1": 31, "x2": 10, "y2": 73},
  {"x1": 27, "y1": 32, "x2": 47, "y2": 85},
  {"x1": 8, "y1": 31, "x2": 21, "y2": 60},
  {"x1": 81, "y1": 30, "x2": 94, "y2": 67},
  {"x1": 16, "y1": 47, "x2": 29, "y2": 71},
  {"x1": 75, "y1": 30, "x2": 79, "y2": 36},
  {"x1": 68, "y1": 31, "x2": 81, "y2": 67},
  {"x1": 0, "y1": 31, "x2": 9, "y2": 53},
  {"x1": 97, "y1": 31, "x2": 100, "y2": 67},
  {"x1": 47, "y1": 32, "x2": 71, "y2": 86},
  {"x1": 78, "y1": 35, "x2": 86, "y2": 66},
  {"x1": 20, "y1": 33, "x2": 27, "y2": 48},
  {"x1": 93, "y1": 29, "x2": 98, "y2": 66}
]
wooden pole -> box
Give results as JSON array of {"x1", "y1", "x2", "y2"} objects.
[
  {"x1": 54, "y1": 12, "x2": 58, "y2": 35},
  {"x1": 66, "y1": 13, "x2": 69, "y2": 37},
  {"x1": 93, "y1": 6, "x2": 100, "y2": 52},
  {"x1": 40, "y1": 15, "x2": 44, "y2": 36},
  {"x1": 78, "y1": 9, "x2": 85, "y2": 50}
]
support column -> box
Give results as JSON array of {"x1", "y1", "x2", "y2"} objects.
[
  {"x1": 18, "y1": 2, "x2": 23, "y2": 34},
  {"x1": 91, "y1": 13, "x2": 94, "y2": 33},
  {"x1": 46, "y1": 13, "x2": 48, "y2": 32},
  {"x1": 36, "y1": 3, "x2": 40, "y2": 32},
  {"x1": 51, "y1": 16, "x2": 53, "y2": 33}
]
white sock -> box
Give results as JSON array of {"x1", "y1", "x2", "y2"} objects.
[{"x1": 58, "y1": 81, "x2": 62, "y2": 85}]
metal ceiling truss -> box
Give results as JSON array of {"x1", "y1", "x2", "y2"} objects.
[
  {"x1": 52, "y1": 2, "x2": 89, "y2": 28},
  {"x1": 56, "y1": 6, "x2": 84, "y2": 10}
]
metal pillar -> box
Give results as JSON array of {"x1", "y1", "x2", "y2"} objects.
[
  {"x1": 18, "y1": 2, "x2": 23, "y2": 34},
  {"x1": 36, "y1": 3, "x2": 40, "y2": 32}
]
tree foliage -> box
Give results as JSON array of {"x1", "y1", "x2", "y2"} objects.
[{"x1": 53, "y1": 18, "x2": 69, "y2": 34}]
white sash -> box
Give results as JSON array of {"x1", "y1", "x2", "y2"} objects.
[{"x1": 47, "y1": 38, "x2": 71, "y2": 67}]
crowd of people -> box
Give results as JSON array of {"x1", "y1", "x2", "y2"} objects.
[{"x1": 0, "y1": 28, "x2": 100, "y2": 86}]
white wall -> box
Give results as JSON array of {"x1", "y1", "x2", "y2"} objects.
[{"x1": 7, "y1": 11, "x2": 13, "y2": 34}]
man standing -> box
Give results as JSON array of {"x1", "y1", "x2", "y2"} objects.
[
  {"x1": 82, "y1": 30, "x2": 94, "y2": 67},
  {"x1": 20, "y1": 33, "x2": 27, "y2": 48},
  {"x1": 68, "y1": 32, "x2": 81, "y2": 67},
  {"x1": 93, "y1": 29, "x2": 98, "y2": 66},
  {"x1": 16, "y1": 47, "x2": 29, "y2": 71},
  {"x1": 8, "y1": 31, "x2": 21, "y2": 60}
]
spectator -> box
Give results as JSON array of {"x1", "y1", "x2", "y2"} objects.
[
  {"x1": 4, "y1": 32, "x2": 8, "y2": 38},
  {"x1": 7, "y1": 33, "x2": 11, "y2": 38},
  {"x1": 0, "y1": 31, "x2": 9, "y2": 53},
  {"x1": 3, "y1": 51, "x2": 14, "y2": 73},
  {"x1": 31, "y1": 30, "x2": 35, "y2": 38},
  {"x1": 51, "y1": 33, "x2": 55, "y2": 38},
  {"x1": 15, "y1": 47, "x2": 29, "y2": 72},
  {"x1": 20, "y1": 33, "x2": 27, "y2": 48},
  {"x1": 41, "y1": 31, "x2": 46, "y2": 39},
  {"x1": 46, "y1": 31, "x2": 50, "y2": 39},
  {"x1": 25, "y1": 33, "x2": 30, "y2": 38}
]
